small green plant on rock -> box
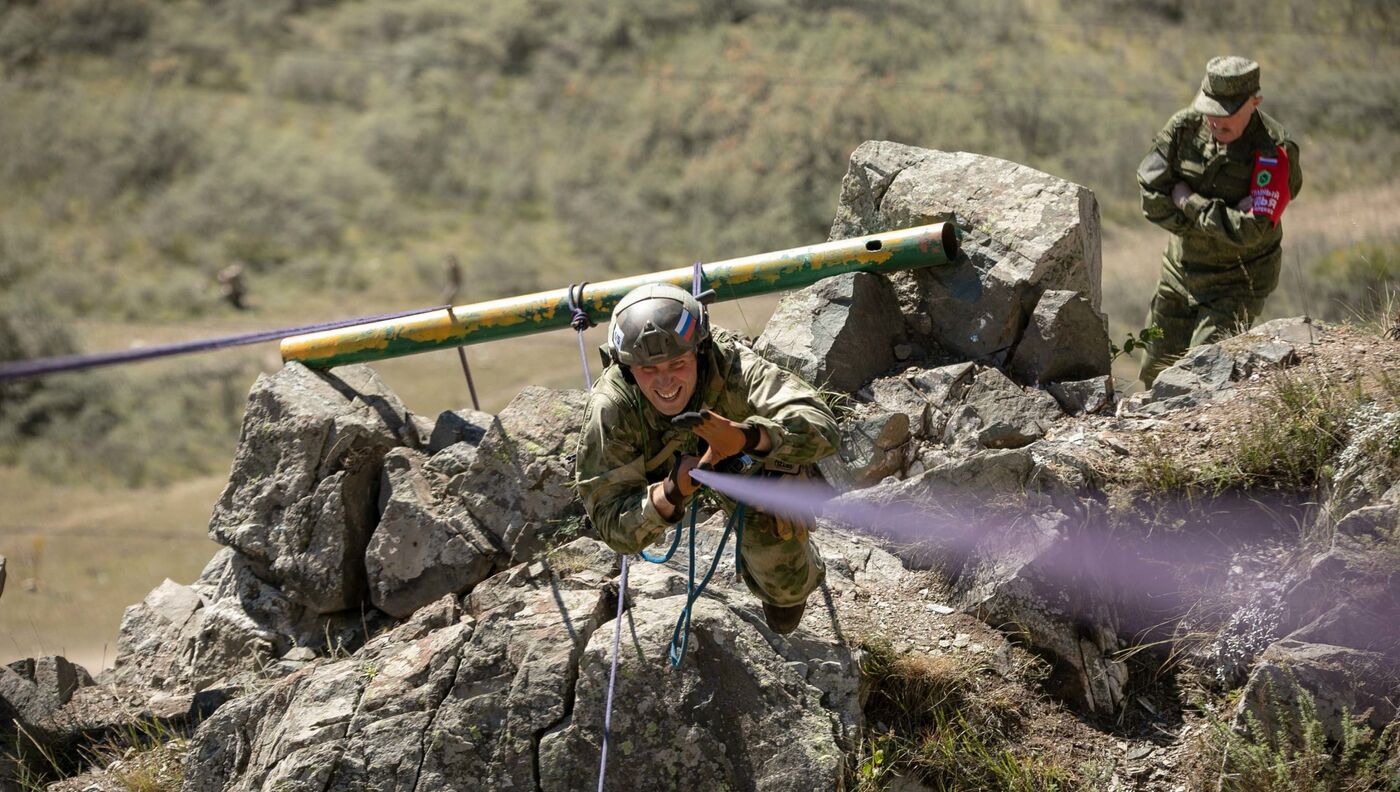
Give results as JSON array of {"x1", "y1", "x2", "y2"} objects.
[
  {"x1": 1186, "y1": 678, "x2": 1400, "y2": 792},
  {"x1": 1110, "y1": 325, "x2": 1164, "y2": 360}
]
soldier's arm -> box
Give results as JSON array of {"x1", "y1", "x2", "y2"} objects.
[
  {"x1": 1180, "y1": 136, "x2": 1302, "y2": 249},
  {"x1": 1138, "y1": 116, "x2": 1192, "y2": 234},
  {"x1": 1179, "y1": 189, "x2": 1274, "y2": 249},
  {"x1": 1285, "y1": 138, "x2": 1302, "y2": 201},
  {"x1": 574, "y1": 392, "x2": 676, "y2": 555},
  {"x1": 737, "y1": 345, "x2": 840, "y2": 468}
]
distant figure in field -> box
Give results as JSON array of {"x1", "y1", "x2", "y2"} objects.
[
  {"x1": 1136, "y1": 56, "x2": 1302, "y2": 386},
  {"x1": 217, "y1": 263, "x2": 247, "y2": 311}
]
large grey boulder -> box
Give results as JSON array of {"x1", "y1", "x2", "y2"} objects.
[
  {"x1": 182, "y1": 536, "x2": 866, "y2": 792},
  {"x1": 830, "y1": 141, "x2": 1104, "y2": 364},
  {"x1": 182, "y1": 595, "x2": 477, "y2": 792},
  {"x1": 208, "y1": 363, "x2": 411, "y2": 614},
  {"x1": 942, "y1": 368, "x2": 1063, "y2": 450},
  {"x1": 1008, "y1": 290, "x2": 1111, "y2": 385},
  {"x1": 450, "y1": 385, "x2": 589, "y2": 562},
  {"x1": 818, "y1": 408, "x2": 910, "y2": 491},
  {"x1": 754, "y1": 271, "x2": 904, "y2": 393},
  {"x1": 366, "y1": 448, "x2": 502, "y2": 619},
  {"x1": 112, "y1": 548, "x2": 386, "y2": 694}
]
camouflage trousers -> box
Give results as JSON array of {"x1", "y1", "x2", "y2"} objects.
[
  {"x1": 1139, "y1": 248, "x2": 1281, "y2": 387},
  {"x1": 733, "y1": 507, "x2": 827, "y2": 608}
]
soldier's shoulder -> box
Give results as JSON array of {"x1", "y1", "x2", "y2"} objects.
[
  {"x1": 1256, "y1": 110, "x2": 1295, "y2": 147},
  {"x1": 1162, "y1": 107, "x2": 1204, "y2": 134},
  {"x1": 586, "y1": 366, "x2": 638, "y2": 420}
]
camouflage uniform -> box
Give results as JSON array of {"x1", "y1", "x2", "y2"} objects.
[
  {"x1": 575, "y1": 329, "x2": 839, "y2": 608},
  {"x1": 1137, "y1": 58, "x2": 1302, "y2": 386}
]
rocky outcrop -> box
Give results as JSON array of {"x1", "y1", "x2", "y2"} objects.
[
  {"x1": 754, "y1": 271, "x2": 904, "y2": 393},
  {"x1": 942, "y1": 368, "x2": 1063, "y2": 450},
  {"x1": 830, "y1": 141, "x2": 1105, "y2": 372},
  {"x1": 208, "y1": 363, "x2": 411, "y2": 614},
  {"x1": 833, "y1": 448, "x2": 1125, "y2": 715},
  {"x1": 1122, "y1": 317, "x2": 1321, "y2": 415},
  {"x1": 181, "y1": 532, "x2": 881, "y2": 791},
  {"x1": 449, "y1": 385, "x2": 589, "y2": 563},
  {"x1": 1008, "y1": 289, "x2": 1111, "y2": 385},
  {"x1": 366, "y1": 448, "x2": 501, "y2": 619}
]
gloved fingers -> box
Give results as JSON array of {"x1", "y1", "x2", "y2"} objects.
[
  {"x1": 670, "y1": 410, "x2": 707, "y2": 430},
  {"x1": 697, "y1": 448, "x2": 717, "y2": 470}
]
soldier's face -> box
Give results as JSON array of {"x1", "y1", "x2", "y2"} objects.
[
  {"x1": 1205, "y1": 96, "x2": 1261, "y2": 144},
  {"x1": 634, "y1": 351, "x2": 698, "y2": 416}
]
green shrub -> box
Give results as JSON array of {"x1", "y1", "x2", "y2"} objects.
[
  {"x1": 265, "y1": 52, "x2": 370, "y2": 108},
  {"x1": 1309, "y1": 238, "x2": 1400, "y2": 324},
  {"x1": 144, "y1": 133, "x2": 398, "y2": 270},
  {"x1": 0, "y1": 0, "x2": 152, "y2": 65},
  {"x1": 0, "y1": 80, "x2": 203, "y2": 203},
  {"x1": 1188, "y1": 679, "x2": 1400, "y2": 792}
]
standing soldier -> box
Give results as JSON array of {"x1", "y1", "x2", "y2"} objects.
[
  {"x1": 1136, "y1": 56, "x2": 1302, "y2": 386},
  {"x1": 574, "y1": 284, "x2": 839, "y2": 634},
  {"x1": 216, "y1": 263, "x2": 247, "y2": 311}
]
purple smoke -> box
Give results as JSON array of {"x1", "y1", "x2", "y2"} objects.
[{"x1": 686, "y1": 467, "x2": 1310, "y2": 639}]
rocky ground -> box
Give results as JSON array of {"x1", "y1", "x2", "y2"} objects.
[{"x1": 3, "y1": 144, "x2": 1396, "y2": 791}]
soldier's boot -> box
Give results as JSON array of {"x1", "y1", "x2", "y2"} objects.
[{"x1": 762, "y1": 601, "x2": 806, "y2": 634}]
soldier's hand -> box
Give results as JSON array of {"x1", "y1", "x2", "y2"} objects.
[
  {"x1": 1236, "y1": 196, "x2": 1254, "y2": 213},
  {"x1": 676, "y1": 409, "x2": 763, "y2": 466},
  {"x1": 1171, "y1": 182, "x2": 1194, "y2": 210},
  {"x1": 653, "y1": 454, "x2": 702, "y2": 520}
]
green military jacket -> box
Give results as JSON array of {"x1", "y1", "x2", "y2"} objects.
[
  {"x1": 574, "y1": 329, "x2": 839, "y2": 555},
  {"x1": 1138, "y1": 108, "x2": 1302, "y2": 268}
]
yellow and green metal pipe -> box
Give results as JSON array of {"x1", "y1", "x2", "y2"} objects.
[{"x1": 281, "y1": 222, "x2": 960, "y2": 369}]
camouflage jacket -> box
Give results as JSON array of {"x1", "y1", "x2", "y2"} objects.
[
  {"x1": 574, "y1": 330, "x2": 839, "y2": 555},
  {"x1": 1138, "y1": 108, "x2": 1302, "y2": 267}
]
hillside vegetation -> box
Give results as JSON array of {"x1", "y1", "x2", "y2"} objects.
[{"x1": 1, "y1": 0, "x2": 1399, "y2": 486}]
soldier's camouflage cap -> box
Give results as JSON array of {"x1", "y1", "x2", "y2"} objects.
[{"x1": 1192, "y1": 56, "x2": 1260, "y2": 117}]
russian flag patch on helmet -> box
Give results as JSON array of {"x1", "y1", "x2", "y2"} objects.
[{"x1": 674, "y1": 309, "x2": 696, "y2": 342}]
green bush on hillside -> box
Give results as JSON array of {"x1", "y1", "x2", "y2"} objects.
[
  {"x1": 1310, "y1": 238, "x2": 1400, "y2": 323},
  {"x1": 144, "y1": 134, "x2": 399, "y2": 270},
  {"x1": 0, "y1": 80, "x2": 203, "y2": 204},
  {"x1": 0, "y1": 0, "x2": 152, "y2": 65}
]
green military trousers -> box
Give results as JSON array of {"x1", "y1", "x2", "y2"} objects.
[
  {"x1": 1138, "y1": 247, "x2": 1282, "y2": 387},
  {"x1": 734, "y1": 506, "x2": 827, "y2": 608}
]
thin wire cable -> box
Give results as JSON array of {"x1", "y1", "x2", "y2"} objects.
[{"x1": 0, "y1": 305, "x2": 448, "y2": 383}]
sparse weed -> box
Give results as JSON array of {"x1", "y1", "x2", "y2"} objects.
[
  {"x1": 1124, "y1": 371, "x2": 1365, "y2": 502},
  {"x1": 852, "y1": 638, "x2": 1073, "y2": 791},
  {"x1": 1186, "y1": 678, "x2": 1400, "y2": 792}
]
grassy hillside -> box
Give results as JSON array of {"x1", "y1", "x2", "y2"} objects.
[{"x1": 1, "y1": 0, "x2": 1398, "y2": 487}]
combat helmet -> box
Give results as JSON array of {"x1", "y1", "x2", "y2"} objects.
[{"x1": 604, "y1": 283, "x2": 714, "y2": 369}]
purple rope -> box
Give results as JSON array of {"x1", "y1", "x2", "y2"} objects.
[
  {"x1": 567, "y1": 283, "x2": 595, "y2": 390},
  {"x1": 0, "y1": 305, "x2": 448, "y2": 383},
  {"x1": 597, "y1": 555, "x2": 628, "y2": 792}
]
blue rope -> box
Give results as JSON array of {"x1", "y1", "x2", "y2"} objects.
[
  {"x1": 637, "y1": 496, "x2": 746, "y2": 668},
  {"x1": 638, "y1": 499, "x2": 688, "y2": 563}
]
